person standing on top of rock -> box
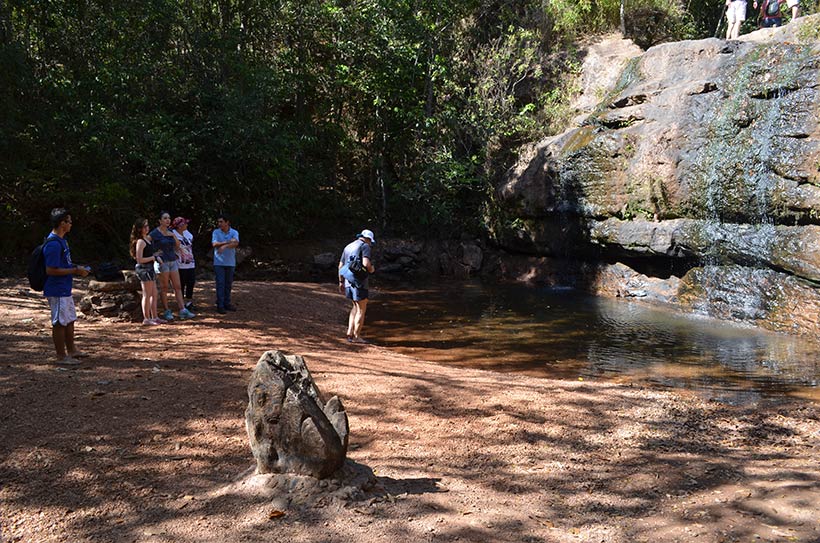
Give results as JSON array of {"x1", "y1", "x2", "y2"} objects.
[
  {"x1": 725, "y1": 0, "x2": 748, "y2": 39},
  {"x1": 338, "y1": 229, "x2": 376, "y2": 343},
  {"x1": 753, "y1": 0, "x2": 786, "y2": 27},
  {"x1": 786, "y1": 0, "x2": 800, "y2": 20},
  {"x1": 212, "y1": 213, "x2": 239, "y2": 314},
  {"x1": 43, "y1": 208, "x2": 91, "y2": 365}
]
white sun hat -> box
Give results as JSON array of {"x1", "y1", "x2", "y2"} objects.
[{"x1": 358, "y1": 229, "x2": 376, "y2": 244}]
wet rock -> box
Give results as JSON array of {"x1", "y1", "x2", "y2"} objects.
[
  {"x1": 460, "y1": 242, "x2": 483, "y2": 272},
  {"x1": 494, "y1": 18, "x2": 820, "y2": 333},
  {"x1": 588, "y1": 218, "x2": 820, "y2": 283},
  {"x1": 679, "y1": 265, "x2": 820, "y2": 334},
  {"x1": 593, "y1": 263, "x2": 681, "y2": 304},
  {"x1": 245, "y1": 350, "x2": 349, "y2": 479}
]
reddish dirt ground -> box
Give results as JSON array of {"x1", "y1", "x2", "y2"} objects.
[{"x1": 1, "y1": 277, "x2": 819, "y2": 543}]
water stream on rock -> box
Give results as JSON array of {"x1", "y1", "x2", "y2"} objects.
[
  {"x1": 368, "y1": 280, "x2": 820, "y2": 405},
  {"x1": 690, "y1": 46, "x2": 794, "y2": 321}
]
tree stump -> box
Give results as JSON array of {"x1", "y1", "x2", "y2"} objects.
[
  {"x1": 79, "y1": 270, "x2": 142, "y2": 321},
  {"x1": 245, "y1": 350, "x2": 349, "y2": 479}
]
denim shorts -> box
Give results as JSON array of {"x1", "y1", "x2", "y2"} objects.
[
  {"x1": 154, "y1": 259, "x2": 179, "y2": 274},
  {"x1": 135, "y1": 263, "x2": 156, "y2": 282},
  {"x1": 345, "y1": 286, "x2": 369, "y2": 302}
]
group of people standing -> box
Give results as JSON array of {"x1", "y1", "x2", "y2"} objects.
[
  {"x1": 725, "y1": 0, "x2": 801, "y2": 39},
  {"x1": 41, "y1": 206, "x2": 373, "y2": 365},
  {"x1": 129, "y1": 212, "x2": 198, "y2": 324},
  {"x1": 129, "y1": 212, "x2": 240, "y2": 324}
]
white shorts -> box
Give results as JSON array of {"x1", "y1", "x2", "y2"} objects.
[
  {"x1": 48, "y1": 296, "x2": 77, "y2": 327},
  {"x1": 726, "y1": 0, "x2": 747, "y2": 23},
  {"x1": 786, "y1": 0, "x2": 798, "y2": 8}
]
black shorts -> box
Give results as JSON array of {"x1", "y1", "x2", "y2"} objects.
[{"x1": 135, "y1": 263, "x2": 156, "y2": 282}]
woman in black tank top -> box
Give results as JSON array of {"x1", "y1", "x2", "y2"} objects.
[{"x1": 129, "y1": 218, "x2": 164, "y2": 324}]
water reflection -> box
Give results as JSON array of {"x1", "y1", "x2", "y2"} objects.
[{"x1": 367, "y1": 280, "x2": 820, "y2": 404}]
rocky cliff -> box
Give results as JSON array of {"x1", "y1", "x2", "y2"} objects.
[{"x1": 494, "y1": 17, "x2": 820, "y2": 335}]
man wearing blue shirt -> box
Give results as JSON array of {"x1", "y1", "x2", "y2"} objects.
[
  {"x1": 212, "y1": 214, "x2": 239, "y2": 314},
  {"x1": 338, "y1": 229, "x2": 376, "y2": 343},
  {"x1": 43, "y1": 208, "x2": 90, "y2": 365}
]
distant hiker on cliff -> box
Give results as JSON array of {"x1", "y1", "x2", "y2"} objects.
[
  {"x1": 725, "y1": 0, "x2": 748, "y2": 39},
  {"x1": 786, "y1": 0, "x2": 800, "y2": 20},
  {"x1": 338, "y1": 229, "x2": 376, "y2": 344},
  {"x1": 43, "y1": 208, "x2": 91, "y2": 365},
  {"x1": 753, "y1": 0, "x2": 786, "y2": 27}
]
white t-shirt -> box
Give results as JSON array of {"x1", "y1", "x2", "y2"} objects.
[{"x1": 173, "y1": 230, "x2": 195, "y2": 269}]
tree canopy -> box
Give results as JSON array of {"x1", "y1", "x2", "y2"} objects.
[{"x1": 3, "y1": 0, "x2": 806, "y2": 260}]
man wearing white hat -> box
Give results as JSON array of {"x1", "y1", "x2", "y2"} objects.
[{"x1": 338, "y1": 229, "x2": 376, "y2": 343}]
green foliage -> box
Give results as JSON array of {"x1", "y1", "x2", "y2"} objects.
[
  {"x1": 796, "y1": 14, "x2": 820, "y2": 42},
  {"x1": 0, "y1": 0, "x2": 756, "y2": 261},
  {"x1": 548, "y1": 0, "x2": 622, "y2": 35}
]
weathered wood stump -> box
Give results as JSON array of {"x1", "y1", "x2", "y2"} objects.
[
  {"x1": 79, "y1": 270, "x2": 142, "y2": 321},
  {"x1": 245, "y1": 350, "x2": 349, "y2": 479}
]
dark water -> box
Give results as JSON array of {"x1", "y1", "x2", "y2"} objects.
[{"x1": 367, "y1": 280, "x2": 820, "y2": 404}]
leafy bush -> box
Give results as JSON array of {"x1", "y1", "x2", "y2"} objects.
[{"x1": 0, "y1": 0, "x2": 752, "y2": 261}]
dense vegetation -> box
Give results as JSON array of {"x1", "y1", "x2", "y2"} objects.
[{"x1": 2, "y1": 0, "x2": 813, "y2": 260}]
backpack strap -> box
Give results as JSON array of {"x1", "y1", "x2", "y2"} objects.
[{"x1": 348, "y1": 239, "x2": 365, "y2": 263}]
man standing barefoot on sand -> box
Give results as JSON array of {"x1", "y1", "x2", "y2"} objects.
[
  {"x1": 338, "y1": 229, "x2": 376, "y2": 343},
  {"x1": 43, "y1": 208, "x2": 90, "y2": 365}
]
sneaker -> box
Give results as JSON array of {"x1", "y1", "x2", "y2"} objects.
[
  {"x1": 56, "y1": 356, "x2": 81, "y2": 366},
  {"x1": 184, "y1": 301, "x2": 196, "y2": 312},
  {"x1": 225, "y1": 304, "x2": 237, "y2": 311},
  {"x1": 142, "y1": 318, "x2": 159, "y2": 326},
  {"x1": 163, "y1": 309, "x2": 174, "y2": 321},
  {"x1": 217, "y1": 307, "x2": 227, "y2": 315},
  {"x1": 152, "y1": 317, "x2": 168, "y2": 324},
  {"x1": 179, "y1": 308, "x2": 196, "y2": 319}
]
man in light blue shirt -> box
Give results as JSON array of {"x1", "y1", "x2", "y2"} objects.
[{"x1": 212, "y1": 214, "x2": 239, "y2": 314}]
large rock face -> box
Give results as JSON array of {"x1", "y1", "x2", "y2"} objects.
[
  {"x1": 495, "y1": 18, "x2": 820, "y2": 335},
  {"x1": 245, "y1": 351, "x2": 349, "y2": 479}
]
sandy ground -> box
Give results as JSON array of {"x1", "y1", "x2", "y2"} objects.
[{"x1": 1, "y1": 277, "x2": 819, "y2": 543}]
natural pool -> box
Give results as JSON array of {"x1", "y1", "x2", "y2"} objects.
[{"x1": 367, "y1": 280, "x2": 820, "y2": 404}]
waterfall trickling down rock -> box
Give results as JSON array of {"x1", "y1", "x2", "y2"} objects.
[{"x1": 494, "y1": 18, "x2": 820, "y2": 335}]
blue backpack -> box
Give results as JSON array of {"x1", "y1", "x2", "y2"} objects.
[{"x1": 340, "y1": 242, "x2": 368, "y2": 287}]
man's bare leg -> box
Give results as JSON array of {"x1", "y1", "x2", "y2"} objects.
[
  {"x1": 64, "y1": 322, "x2": 86, "y2": 357},
  {"x1": 347, "y1": 303, "x2": 358, "y2": 338},
  {"x1": 352, "y1": 299, "x2": 368, "y2": 339},
  {"x1": 52, "y1": 324, "x2": 67, "y2": 359}
]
